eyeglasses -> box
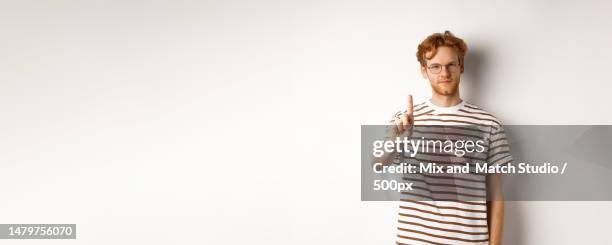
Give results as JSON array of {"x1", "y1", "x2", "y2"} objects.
[{"x1": 427, "y1": 62, "x2": 460, "y2": 74}]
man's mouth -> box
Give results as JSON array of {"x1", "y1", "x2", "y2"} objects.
[{"x1": 439, "y1": 80, "x2": 452, "y2": 84}]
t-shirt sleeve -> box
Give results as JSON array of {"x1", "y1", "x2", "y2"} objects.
[{"x1": 487, "y1": 125, "x2": 513, "y2": 166}]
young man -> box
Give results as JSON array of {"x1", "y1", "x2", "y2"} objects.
[{"x1": 385, "y1": 31, "x2": 510, "y2": 245}]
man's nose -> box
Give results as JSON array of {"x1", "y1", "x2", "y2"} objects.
[{"x1": 440, "y1": 66, "x2": 451, "y2": 77}]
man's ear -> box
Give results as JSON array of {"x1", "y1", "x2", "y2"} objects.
[
  {"x1": 460, "y1": 63, "x2": 464, "y2": 74},
  {"x1": 420, "y1": 65, "x2": 428, "y2": 79}
]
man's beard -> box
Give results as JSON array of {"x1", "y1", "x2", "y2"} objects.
[{"x1": 431, "y1": 81, "x2": 459, "y2": 96}]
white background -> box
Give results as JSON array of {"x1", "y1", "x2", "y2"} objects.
[{"x1": 1, "y1": 0, "x2": 611, "y2": 244}]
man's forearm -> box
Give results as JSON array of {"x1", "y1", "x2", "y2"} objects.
[
  {"x1": 487, "y1": 173, "x2": 504, "y2": 245},
  {"x1": 370, "y1": 130, "x2": 404, "y2": 167},
  {"x1": 488, "y1": 200, "x2": 504, "y2": 245},
  {"x1": 371, "y1": 144, "x2": 399, "y2": 168}
]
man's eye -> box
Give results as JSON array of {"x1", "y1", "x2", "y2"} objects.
[{"x1": 430, "y1": 65, "x2": 441, "y2": 69}]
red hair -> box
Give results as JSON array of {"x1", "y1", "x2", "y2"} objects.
[{"x1": 416, "y1": 30, "x2": 468, "y2": 67}]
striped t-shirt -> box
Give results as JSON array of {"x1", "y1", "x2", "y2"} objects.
[{"x1": 389, "y1": 99, "x2": 512, "y2": 245}]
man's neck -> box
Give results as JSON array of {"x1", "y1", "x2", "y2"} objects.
[{"x1": 430, "y1": 94, "x2": 462, "y2": 107}]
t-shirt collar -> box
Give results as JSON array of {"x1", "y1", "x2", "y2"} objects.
[{"x1": 425, "y1": 99, "x2": 465, "y2": 114}]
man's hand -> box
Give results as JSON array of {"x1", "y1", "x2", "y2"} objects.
[
  {"x1": 388, "y1": 95, "x2": 414, "y2": 138},
  {"x1": 373, "y1": 95, "x2": 415, "y2": 167}
]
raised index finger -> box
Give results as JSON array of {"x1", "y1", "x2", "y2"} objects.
[{"x1": 407, "y1": 94, "x2": 413, "y2": 115}]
